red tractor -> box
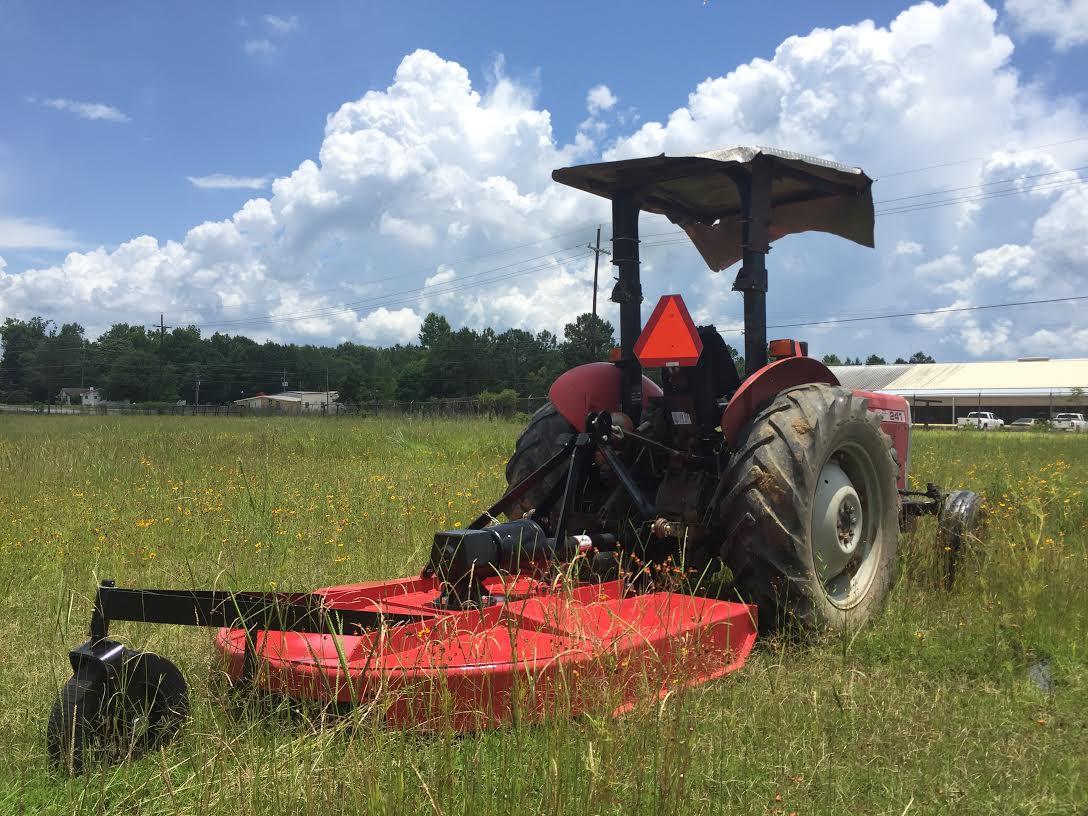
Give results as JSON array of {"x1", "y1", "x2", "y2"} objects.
[
  {"x1": 511, "y1": 145, "x2": 983, "y2": 629},
  {"x1": 47, "y1": 147, "x2": 981, "y2": 773}
]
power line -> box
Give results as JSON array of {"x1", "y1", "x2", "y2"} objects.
[
  {"x1": 876, "y1": 176, "x2": 1087, "y2": 216},
  {"x1": 875, "y1": 135, "x2": 1088, "y2": 179},
  {"x1": 635, "y1": 172, "x2": 1088, "y2": 250},
  {"x1": 6, "y1": 147, "x2": 1087, "y2": 340},
  {"x1": 713, "y1": 294, "x2": 1088, "y2": 333},
  {"x1": 191, "y1": 247, "x2": 594, "y2": 331},
  {"x1": 874, "y1": 164, "x2": 1088, "y2": 205},
  {"x1": 12, "y1": 294, "x2": 1082, "y2": 378},
  {"x1": 57, "y1": 223, "x2": 602, "y2": 313}
]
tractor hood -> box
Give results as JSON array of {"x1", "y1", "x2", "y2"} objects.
[{"x1": 552, "y1": 146, "x2": 874, "y2": 272}]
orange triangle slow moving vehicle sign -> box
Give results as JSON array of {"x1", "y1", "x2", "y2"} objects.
[{"x1": 634, "y1": 294, "x2": 703, "y2": 367}]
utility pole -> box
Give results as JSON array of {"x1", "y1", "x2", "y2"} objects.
[
  {"x1": 325, "y1": 366, "x2": 330, "y2": 413},
  {"x1": 148, "y1": 313, "x2": 172, "y2": 400},
  {"x1": 586, "y1": 226, "x2": 611, "y2": 358},
  {"x1": 282, "y1": 369, "x2": 289, "y2": 392},
  {"x1": 194, "y1": 365, "x2": 201, "y2": 406}
]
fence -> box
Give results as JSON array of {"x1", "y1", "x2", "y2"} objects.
[{"x1": 0, "y1": 397, "x2": 550, "y2": 419}]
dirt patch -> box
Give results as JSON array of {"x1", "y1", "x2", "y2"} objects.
[
  {"x1": 755, "y1": 467, "x2": 787, "y2": 505},
  {"x1": 791, "y1": 418, "x2": 812, "y2": 435}
]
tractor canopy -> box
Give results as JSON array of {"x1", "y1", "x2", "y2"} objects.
[{"x1": 552, "y1": 146, "x2": 874, "y2": 272}]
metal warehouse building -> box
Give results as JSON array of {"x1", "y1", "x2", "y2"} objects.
[{"x1": 829, "y1": 357, "x2": 1088, "y2": 426}]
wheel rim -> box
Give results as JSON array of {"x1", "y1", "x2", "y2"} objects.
[{"x1": 811, "y1": 443, "x2": 885, "y2": 609}]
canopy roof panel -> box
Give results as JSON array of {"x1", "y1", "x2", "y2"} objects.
[{"x1": 552, "y1": 146, "x2": 874, "y2": 271}]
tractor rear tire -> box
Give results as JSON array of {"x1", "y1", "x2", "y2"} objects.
[
  {"x1": 504, "y1": 402, "x2": 574, "y2": 519},
  {"x1": 719, "y1": 383, "x2": 900, "y2": 635}
]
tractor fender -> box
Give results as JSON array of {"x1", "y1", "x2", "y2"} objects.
[
  {"x1": 720, "y1": 357, "x2": 839, "y2": 449},
  {"x1": 549, "y1": 362, "x2": 663, "y2": 431},
  {"x1": 720, "y1": 360, "x2": 912, "y2": 490},
  {"x1": 853, "y1": 390, "x2": 911, "y2": 489}
]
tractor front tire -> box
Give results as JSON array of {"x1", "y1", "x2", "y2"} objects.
[
  {"x1": 719, "y1": 383, "x2": 900, "y2": 635},
  {"x1": 504, "y1": 402, "x2": 574, "y2": 519}
]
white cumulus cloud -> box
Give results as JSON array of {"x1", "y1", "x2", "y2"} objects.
[
  {"x1": 1005, "y1": 0, "x2": 1088, "y2": 50},
  {"x1": 586, "y1": 84, "x2": 618, "y2": 114},
  {"x1": 3, "y1": 0, "x2": 1088, "y2": 361}
]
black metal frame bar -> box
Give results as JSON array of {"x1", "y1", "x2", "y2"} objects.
[
  {"x1": 87, "y1": 583, "x2": 416, "y2": 643},
  {"x1": 73, "y1": 581, "x2": 420, "y2": 683},
  {"x1": 468, "y1": 438, "x2": 574, "y2": 530}
]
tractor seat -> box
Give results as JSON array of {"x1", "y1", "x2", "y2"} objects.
[{"x1": 661, "y1": 327, "x2": 742, "y2": 436}]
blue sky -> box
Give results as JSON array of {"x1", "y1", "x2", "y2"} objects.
[{"x1": 2, "y1": 0, "x2": 1087, "y2": 360}]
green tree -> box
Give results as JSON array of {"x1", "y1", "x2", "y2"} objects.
[
  {"x1": 908, "y1": 351, "x2": 936, "y2": 364},
  {"x1": 561, "y1": 313, "x2": 615, "y2": 368},
  {"x1": 419, "y1": 313, "x2": 451, "y2": 348},
  {"x1": 395, "y1": 358, "x2": 427, "y2": 401},
  {"x1": 865, "y1": 354, "x2": 887, "y2": 365},
  {"x1": 104, "y1": 349, "x2": 173, "y2": 402},
  {"x1": 26, "y1": 322, "x2": 85, "y2": 401},
  {"x1": 729, "y1": 344, "x2": 746, "y2": 379},
  {"x1": 0, "y1": 316, "x2": 52, "y2": 394},
  {"x1": 821, "y1": 353, "x2": 842, "y2": 366},
  {"x1": 337, "y1": 370, "x2": 366, "y2": 405}
]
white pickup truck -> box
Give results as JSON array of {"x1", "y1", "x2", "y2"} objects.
[
  {"x1": 957, "y1": 411, "x2": 1005, "y2": 430},
  {"x1": 1052, "y1": 413, "x2": 1087, "y2": 432}
]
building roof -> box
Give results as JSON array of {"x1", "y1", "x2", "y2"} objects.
[
  {"x1": 280, "y1": 391, "x2": 338, "y2": 399},
  {"x1": 830, "y1": 357, "x2": 1088, "y2": 397},
  {"x1": 60, "y1": 387, "x2": 89, "y2": 396},
  {"x1": 233, "y1": 393, "x2": 302, "y2": 405}
]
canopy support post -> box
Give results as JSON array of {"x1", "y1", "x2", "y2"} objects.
[
  {"x1": 611, "y1": 194, "x2": 644, "y2": 421},
  {"x1": 732, "y1": 156, "x2": 772, "y2": 373}
]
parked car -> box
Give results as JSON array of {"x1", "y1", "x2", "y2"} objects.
[
  {"x1": 1052, "y1": 412, "x2": 1087, "y2": 432},
  {"x1": 1008, "y1": 417, "x2": 1045, "y2": 432},
  {"x1": 957, "y1": 411, "x2": 1005, "y2": 431}
]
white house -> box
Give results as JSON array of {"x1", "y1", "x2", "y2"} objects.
[{"x1": 57, "y1": 386, "x2": 103, "y2": 406}]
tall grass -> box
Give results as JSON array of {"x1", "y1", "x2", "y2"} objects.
[{"x1": 0, "y1": 416, "x2": 1084, "y2": 814}]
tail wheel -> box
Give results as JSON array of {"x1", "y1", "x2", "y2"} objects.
[
  {"x1": 47, "y1": 651, "x2": 189, "y2": 774},
  {"x1": 938, "y1": 489, "x2": 985, "y2": 589},
  {"x1": 719, "y1": 383, "x2": 900, "y2": 633},
  {"x1": 504, "y1": 402, "x2": 574, "y2": 520}
]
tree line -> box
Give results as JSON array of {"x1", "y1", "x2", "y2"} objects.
[
  {"x1": 820, "y1": 351, "x2": 936, "y2": 366},
  {"x1": 0, "y1": 313, "x2": 616, "y2": 406},
  {"x1": 0, "y1": 312, "x2": 936, "y2": 406}
]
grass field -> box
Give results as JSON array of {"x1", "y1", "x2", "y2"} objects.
[{"x1": 0, "y1": 415, "x2": 1085, "y2": 815}]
